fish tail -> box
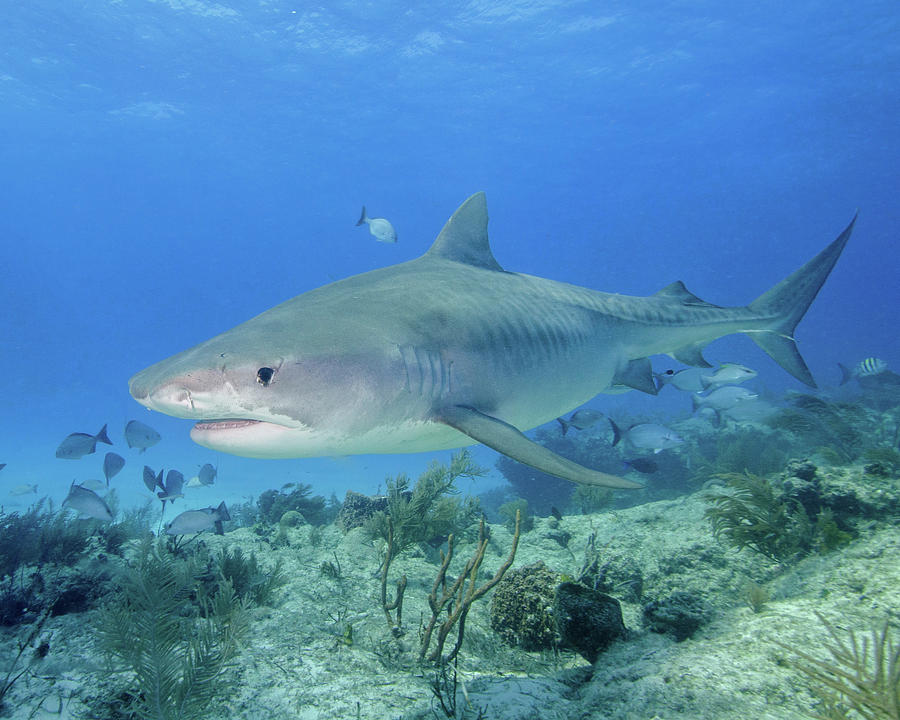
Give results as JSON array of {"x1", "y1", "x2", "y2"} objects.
[
  {"x1": 837, "y1": 362, "x2": 853, "y2": 385},
  {"x1": 608, "y1": 418, "x2": 622, "y2": 447},
  {"x1": 356, "y1": 206, "x2": 367, "y2": 226},
  {"x1": 746, "y1": 214, "x2": 856, "y2": 388},
  {"x1": 95, "y1": 423, "x2": 113, "y2": 445},
  {"x1": 217, "y1": 501, "x2": 231, "y2": 521},
  {"x1": 556, "y1": 417, "x2": 570, "y2": 436}
]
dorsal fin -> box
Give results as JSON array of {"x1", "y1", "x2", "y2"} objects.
[
  {"x1": 425, "y1": 192, "x2": 504, "y2": 271},
  {"x1": 655, "y1": 281, "x2": 720, "y2": 308}
]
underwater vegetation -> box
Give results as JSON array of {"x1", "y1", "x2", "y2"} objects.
[
  {"x1": 766, "y1": 394, "x2": 869, "y2": 464},
  {"x1": 0, "y1": 606, "x2": 52, "y2": 712},
  {"x1": 688, "y1": 426, "x2": 792, "y2": 482},
  {"x1": 364, "y1": 451, "x2": 484, "y2": 558},
  {"x1": 0, "y1": 496, "x2": 152, "y2": 626},
  {"x1": 97, "y1": 537, "x2": 250, "y2": 720},
  {"x1": 777, "y1": 612, "x2": 900, "y2": 720},
  {"x1": 704, "y1": 471, "x2": 852, "y2": 562},
  {"x1": 256, "y1": 483, "x2": 336, "y2": 526},
  {"x1": 497, "y1": 498, "x2": 534, "y2": 533}
]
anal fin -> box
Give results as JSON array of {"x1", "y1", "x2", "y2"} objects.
[{"x1": 437, "y1": 406, "x2": 642, "y2": 489}]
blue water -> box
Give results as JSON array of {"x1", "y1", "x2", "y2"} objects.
[{"x1": 1, "y1": 1, "x2": 898, "y2": 510}]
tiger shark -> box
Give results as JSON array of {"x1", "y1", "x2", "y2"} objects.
[{"x1": 129, "y1": 193, "x2": 855, "y2": 488}]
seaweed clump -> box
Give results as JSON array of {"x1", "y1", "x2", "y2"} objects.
[
  {"x1": 256, "y1": 483, "x2": 336, "y2": 526},
  {"x1": 704, "y1": 471, "x2": 854, "y2": 562},
  {"x1": 766, "y1": 394, "x2": 867, "y2": 464},
  {"x1": 704, "y1": 472, "x2": 814, "y2": 562},
  {"x1": 364, "y1": 451, "x2": 484, "y2": 556},
  {"x1": 97, "y1": 538, "x2": 249, "y2": 720},
  {"x1": 776, "y1": 612, "x2": 900, "y2": 720}
]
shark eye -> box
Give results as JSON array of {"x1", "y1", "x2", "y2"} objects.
[{"x1": 257, "y1": 367, "x2": 275, "y2": 387}]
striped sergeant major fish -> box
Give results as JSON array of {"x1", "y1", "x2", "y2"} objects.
[{"x1": 839, "y1": 357, "x2": 888, "y2": 385}]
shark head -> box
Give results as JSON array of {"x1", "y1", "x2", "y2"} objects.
[{"x1": 128, "y1": 296, "x2": 416, "y2": 458}]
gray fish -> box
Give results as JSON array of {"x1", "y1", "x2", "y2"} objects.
[
  {"x1": 724, "y1": 398, "x2": 778, "y2": 423},
  {"x1": 166, "y1": 501, "x2": 230, "y2": 536},
  {"x1": 610, "y1": 419, "x2": 683, "y2": 453},
  {"x1": 692, "y1": 385, "x2": 758, "y2": 413},
  {"x1": 62, "y1": 482, "x2": 113, "y2": 521},
  {"x1": 158, "y1": 470, "x2": 184, "y2": 506},
  {"x1": 700, "y1": 363, "x2": 757, "y2": 388},
  {"x1": 839, "y1": 357, "x2": 888, "y2": 385},
  {"x1": 143, "y1": 465, "x2": 164, "y2": 493},
  {"x1": 556, "y1": 409, "x2": 605, "y2": 436},
  {"x1": 9, "y1": 483, "x2": 37, "y2": 496},
  {"x1": 197, "y1": 463, "x2": 216, "y2": 486},
  {"x1": 124, "y1": 420, "x2": 161, "y2": 452},
  {"x1": 103, "y1": 452, "x2": 126, "y2": 485},
  {"x1": 55, "y1": 424, "x2": 112, "y2": 460},
  {"x1": 356, "y1": 206, "x2": 397, "y2": 243}
]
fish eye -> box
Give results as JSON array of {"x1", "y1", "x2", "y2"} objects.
[{"x1": 257, "y1": 367, "x2": 275, "y2": 387}]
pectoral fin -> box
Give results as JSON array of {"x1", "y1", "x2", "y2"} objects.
[{"x1": 437, "y1": 405, "x2": 642, "y2": 489}]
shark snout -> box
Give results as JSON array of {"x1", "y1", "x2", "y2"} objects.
[{"x1": 129, "y1": 372, "x2": 197, "y2": 415}]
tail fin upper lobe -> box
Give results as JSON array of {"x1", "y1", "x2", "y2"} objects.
[{"x1": 746, "y1": 214, "x2": 857, "y2": 388}]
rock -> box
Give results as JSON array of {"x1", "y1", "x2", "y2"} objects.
[
  {"x1": 785, "y1": 458, "x2": 817, "y2": 481},
  {"x1": 490, "y1": 561, "x2": 558, "y2": 651},
  {"x1": 642, "y1": 591, "x2": 711, "y2": 641},
  {"x1": 553, "y1": 582, "x2": 626, "y2": 663}
]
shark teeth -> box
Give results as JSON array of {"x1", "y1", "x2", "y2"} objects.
[{"x1": 193, "y1": 419, "x2": 262, "y2": 431}]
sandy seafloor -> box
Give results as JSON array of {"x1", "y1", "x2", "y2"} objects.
[{"x1": 2, "y1": 461, "x2": 898, "y2": 720}]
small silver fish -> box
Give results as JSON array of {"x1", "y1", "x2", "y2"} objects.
[
  {"x1": 9, "y1": 483, "x2": 37, "y2": 496},
  {"x1": 166, "y1": 501, "x2": 230, "y2": 536},
  {"x1": 693, "y1": 386, "x2": 758, "y2": 413},
  {"x1": 62, "y1": 482, "x2": 113, "y2": 521},
  {"x1": 557, "y1": 409, "x2": 605, "y2": 436},
  {"x1": 609, "y1": 419, "x2": 683, "y2": 453},
  {"x1": 839, "y1": 357, "x2": 888, "y2": 385},
  {"x1": 103, "y1": 452, "x2": 126, "y2": 485},
  {"x1": 701, "y1": 363, "x2": 757, "y2": 388},
  {"x1": 724, "y1": 398, "x2": 778, "y2": 423},
  {"x1": 654, "y1": 367, "x2": 708, "y2": 393},
  {"x1": 124, "y1": 420, "x2": 161, "y2": 452},
  {"x1": 356, "y1": 206, "x2": 397, "y2": 243},
  {"x1": 55, "y1": 424, "x2": 113, "y2": 460}
]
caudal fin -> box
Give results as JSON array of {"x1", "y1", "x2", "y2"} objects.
[
  {"x1": 356, "y1": 206, "x2": 367, "y2": 226},
  {"x1": 746, "y1": 214, "x2": 857, "y2": 388},
  {"x1": 837, "y1": 363, "x2": 854, "y2": 385},
  {"x1": 95, "y1": 423, "x2": 113, "y2": 446}
]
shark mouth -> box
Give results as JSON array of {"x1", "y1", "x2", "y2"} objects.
[
  {"x1": 193, "y1": 419, "x2": 266, "y2": 432},
  {"x1": 189, "y1": 418, "x2": 312, "y2": 458}
]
